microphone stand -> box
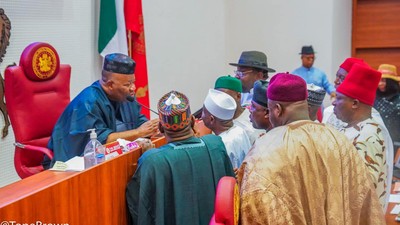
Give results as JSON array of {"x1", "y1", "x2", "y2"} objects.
[{"x1": 126, "y1": 95, "x2": 159, "y2": 115}]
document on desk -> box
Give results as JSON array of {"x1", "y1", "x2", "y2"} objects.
[
  {"x1": 50, "y1": 156, "x2": 84, "y2": 172},
  {"x1": 389, "y1": 194, "x2": 400, "y2": 203},
  {"x1": 391, "y1": 204, "x2": 400, "y2": 214}
]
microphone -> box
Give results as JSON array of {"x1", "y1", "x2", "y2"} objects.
[{"x1": 126, "y1": 95, "x2": 159, "y2": 115}]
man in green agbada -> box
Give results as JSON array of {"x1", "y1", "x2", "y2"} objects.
[{"x1": 126, "y1": 90, "x2": 235, "y2": 225}]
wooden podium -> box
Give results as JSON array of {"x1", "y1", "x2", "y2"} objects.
[{"x1": 0, "y1": 137, "x2": 166, "y2": 225}]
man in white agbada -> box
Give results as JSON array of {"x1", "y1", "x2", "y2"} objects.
[
  {"x1": 214, "y1": 75, "x2": 265, "y2": 144},
  {"x1": 201, "y1": 89, "x2": 251, "y2": 170}
]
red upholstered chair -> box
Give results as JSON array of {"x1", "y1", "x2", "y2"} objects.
[
  {"x1": 5, "y1": 42, "x2": 71, "y2": 178},
  {"x1": 209, "y1": 176, "x2": 239, "y2": 225}
]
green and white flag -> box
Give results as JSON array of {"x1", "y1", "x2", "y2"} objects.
[{"x1": 98, "y1": 0, "x2": 128, "y2": 57}]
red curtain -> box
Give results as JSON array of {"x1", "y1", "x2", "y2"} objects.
[{"x1": 125, "y1": 0, "x2": 150, "y2": 118}]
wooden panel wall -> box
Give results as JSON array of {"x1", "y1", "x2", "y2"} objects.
[
  {"x1": 352, "y1": 0, "x2": 400, "y2": 70},
  {"x1": 0, "y1": 137, "x2": 166, "y2": 225}
]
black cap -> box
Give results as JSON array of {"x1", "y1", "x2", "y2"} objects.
[
  {"x1": 252, "y1": 80, "x2": 269, "y2": 107},
  {"x1": 299, "y1": 45, "x2": 315, "y2": 55},
  {"x1": 229, "y1": 51, "x2": 276, "y2": 72},
  {"x1": 103, "y1": 53, "x2": 136, "y2": 74}
]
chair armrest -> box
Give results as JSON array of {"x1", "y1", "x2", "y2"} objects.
[
  {"x1": 209, "y1": 214, "x2": 224, "y2": 225},
  {"x1": 14, "y1": 142, "x2": 54, "y2": 160}
]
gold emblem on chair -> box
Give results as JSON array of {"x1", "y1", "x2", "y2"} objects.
[{"x1": 32, "y1": 47, "x2": 58, "y2": 79}]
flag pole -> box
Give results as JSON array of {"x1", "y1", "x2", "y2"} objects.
[{"x1": 128, "y1": 30, "x2": 132, "y2": 57}]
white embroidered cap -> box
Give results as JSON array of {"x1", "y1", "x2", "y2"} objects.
[{"x1": 204, "y1": 89, "x2": 237, "y2": 120}]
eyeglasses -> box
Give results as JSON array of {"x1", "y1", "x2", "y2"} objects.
[
  {"x1": 334, "y1": 75, "x2": 345, "y2": 86},
  {"x1": 234, "y1": 70, "x2": 253, "y2": 78}
]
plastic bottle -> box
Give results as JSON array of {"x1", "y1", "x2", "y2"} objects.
[{"x1": 83, "y1": 128, "x2": 105, "y2": 169}]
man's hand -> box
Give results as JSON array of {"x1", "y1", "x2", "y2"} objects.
[
  {"x1": 137, "y1": 118, "x2": 159, "y2": 138},
  {"x1": 330, "y1": 91, "x2": 336, "y2": 100},
  {"x1": 135, "y1": 138, "x2": 155, "y2": 154}
]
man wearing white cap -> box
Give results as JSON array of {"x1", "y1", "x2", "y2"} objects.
[{"x1": 202, "y1": 89, "x2": 252, "y2": 170}]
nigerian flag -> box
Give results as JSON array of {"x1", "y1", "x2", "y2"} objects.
[{"x1": 98, "y1": 0, "x2": 128, "y2": 57}]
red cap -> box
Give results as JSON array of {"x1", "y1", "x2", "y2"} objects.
[
  {"x1": 267, "y1": 73, "x2": 308, "y2": 102},
  {"x1": 337, "y1": 64, "x2": 382, "y2": 106},
  {"x1": 339, "y1": 57, "x2": 365, "y2": 72}
]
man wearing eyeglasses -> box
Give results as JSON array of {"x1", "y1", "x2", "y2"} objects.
[{"x1": 229, "y1": 51, "x2": 275, "y2": 107}]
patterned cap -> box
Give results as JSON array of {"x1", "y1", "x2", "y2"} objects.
[
  {"x1": 214, "y1": 75, "x2": 242, "y2": 93},
  {"x1": 252, "y1": 80, "x2": 269, "y2": 107},
  {"x1": 158, "y1": 91, "x2": 191, "y2": 131},
  {"x1": 307, "y1": 84, "x2": 326, "y2": 106},
  {"x1": 103, "y1": 53, "x2": 136, "y2": 74}
]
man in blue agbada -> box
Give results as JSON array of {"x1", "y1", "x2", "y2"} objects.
[
  {"x1": 126, "y1": 90, "x2": 235, "y2": 225},
  {"x1": 45, "y1": 53, "x2": 159, "y2": 168}
]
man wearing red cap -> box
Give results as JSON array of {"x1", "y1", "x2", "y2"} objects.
[
  {"x1": 323, "y1": 58, "x2": 386, "y2": 129},
  {"x1": 323, "y1": 60, "x2": 394, "y2": 195},
  {"x1": 239, "y1": 73, "x2": 385, "y2": 224},
  {"x1": 333, "y1": 63, "x2": 391, "y2": 210},
  {"x1": 323, "y1": 57, "x2": 369, "y2": 127}
]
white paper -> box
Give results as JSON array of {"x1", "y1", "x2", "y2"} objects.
[
  {"x1": 389, "y1": 194, "x2": 400, "y2": 203},
  {"x1": 65, "y1": 156, "x2": 84, "y2": 171},
  {"x1": 50, "y1": 156, "x2": 84, "y2": 172},
  {"x1": 49, "y1": 161, "x2": 68, "y2": 171},
  {"x1": 391, "y1": 204, "x2": 400, "y2": 214}
]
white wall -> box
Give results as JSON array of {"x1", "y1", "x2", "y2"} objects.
[
  {"x1": 0, "y1": 0, "x2": 351, "y2": 187},
  {"x1": 144, "y1": 0, "x2": 352, "y2": 113},
  {"x1": 225, "y1": 0, "x2": 351, "y2": 81},
  {"x1": 0, "y1": 0, "x2": 102, "y2": 186},
  {"x1": 143, "y1": 0, "x2": 228, "y2": 114}
]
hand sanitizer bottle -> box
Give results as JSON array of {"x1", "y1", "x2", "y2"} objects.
[{"x1": 84, "y1": 128, "x2": 105, "y2": 169}]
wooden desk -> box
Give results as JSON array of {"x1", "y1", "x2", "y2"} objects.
[
  {"x1": 387, "y1": 203, "x2": 398, "y2": 224},
  {"x1": 387, "y1": 179, "x2": 400, "y2": 224},
  {"x1": 0, "y1": 137, "x2": 166, "y2": 225}
]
